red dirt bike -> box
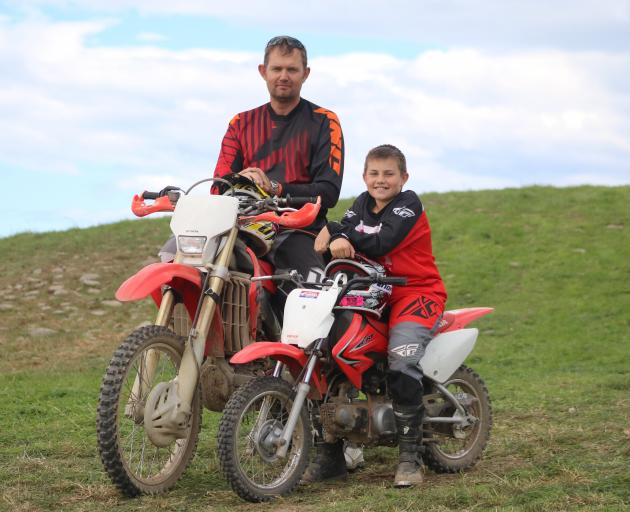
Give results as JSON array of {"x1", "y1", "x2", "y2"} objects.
[
  {"x1": 96, "y1": 175, "x2": 320, "y2": 496},
  {"x1": 217, "y1": 258, "x2": 494, "y2": 502}
]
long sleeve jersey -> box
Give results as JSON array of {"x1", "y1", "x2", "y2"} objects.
[
  {"x1": 214, "y1": 98, "x2": 344, "y2": 231},
  {"x1": 327, "y1": 190, "x2": 447, "y2": 303}
]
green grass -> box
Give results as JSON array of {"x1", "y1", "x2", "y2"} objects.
[{"x1": 1, "y1": 185, "x2": 629, "y2": 511}]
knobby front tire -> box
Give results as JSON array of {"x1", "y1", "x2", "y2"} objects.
[
  {"x1": 217, "y1": 376, "x2": 311, "y2": 502},
  {"x1": 96, "y1": 325, "x2": 201, "y2": 496}
]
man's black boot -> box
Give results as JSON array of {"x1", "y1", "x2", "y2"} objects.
[
  {"x1": 301, "y1": 439, "x2": 347, "y2": 483},
  {"x1": 393, "y1": 403, "x2": 424, "y2": 488}
]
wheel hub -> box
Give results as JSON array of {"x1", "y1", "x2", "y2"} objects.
[{"x1": 254, "y1": 419, "x2": 284, "y2": 463}]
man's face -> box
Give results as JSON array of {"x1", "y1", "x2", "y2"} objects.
[
  {"x1": 259, "y1": 48, "x2": 310, "y2": 103},
  {"x1": 363, "y1": 157, "x2": 409, "y2": 205}
]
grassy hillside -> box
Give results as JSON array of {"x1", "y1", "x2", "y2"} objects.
[{"x1": 0, "y1": 186, "x2": 628, "y2": 511}]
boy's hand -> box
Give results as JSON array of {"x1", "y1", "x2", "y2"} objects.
[
  {"x1": 314, "y1": 226, "x2": 331, "y2": 253},
  {"x1": 329, "y1": 237, "x2": 355, "y2": 259}
]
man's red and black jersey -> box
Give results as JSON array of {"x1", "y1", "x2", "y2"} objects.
[
  {"x1": 327, "y1": 190, "x2": 447, "y2": 304},
  {"x1": 214, "y1": 98, "x2": 344, "y2": 231}
]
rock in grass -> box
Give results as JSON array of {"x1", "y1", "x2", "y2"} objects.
[
  {"x1": 80, "y1": 273, "x2": 101, "y2": 286},
  {"x1": 29, "y1": 327, "x2": 57, "y2": 337},
  {"x1": 0, "y1": 303, "x2": 14, "y2": 311},
  {"x1": 102, "y1": 300, "x2": 122, "y2": 308}
]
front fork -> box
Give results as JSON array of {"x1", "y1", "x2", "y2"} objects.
[
  {"x1": 128, "y1": 227, "x2": 239, "y2": 429},
  {"x1": 173, "y1": 227, "x2": 239, "y2": 424},
  {"x1": 274, "y1": 339, "x2": 323, "y2": 459}
]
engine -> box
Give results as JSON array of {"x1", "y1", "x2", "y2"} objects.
[{"x1": 320, "y1": 393, "x2": 397, "y2": 446}]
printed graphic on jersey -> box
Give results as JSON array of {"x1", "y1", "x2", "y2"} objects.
[
  {"x1": 393, "y1": 206, "x2": 416, "y2": 218},
  {"x1": 343, "y1": 209, "x2": 357, "y2": 219},
  {"x1": 398, "y1": 296, "x2": 439, "y2": 319},
  {"x1": 391, "y1": 343, "x2": 420, "y2": 358},
  {"x1": 354, "y1": 220, "x2": 382, "y2": 234},
  {"x1": 314, "y1": 107, "x2": 343, "y2": 175}
]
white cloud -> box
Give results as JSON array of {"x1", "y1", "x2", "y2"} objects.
[
  {"x1": 6, "y1": 0, "x2": 630, "y2": 51},
  {"x1": 137, "y1": 31, "x2": 166, "y2": 42}
]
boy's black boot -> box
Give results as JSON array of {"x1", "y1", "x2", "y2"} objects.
[
  {"x1": 301, "y1": 439, "x2": 347, "y2": 483},
  {"x1": 393, "y1": 403, "x2": 424, "y2": 488}
]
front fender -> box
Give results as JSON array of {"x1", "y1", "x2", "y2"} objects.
[
  {"x1": 230, "y1": 342, "x2": 326, "y2": 399},
  {"x1": 116, "y1": 262, "x2": 202, "y2": 319}
]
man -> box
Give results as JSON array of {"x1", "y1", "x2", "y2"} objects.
[{"x1": 214, "y1": 35, "x2": 344, "y2": 286}]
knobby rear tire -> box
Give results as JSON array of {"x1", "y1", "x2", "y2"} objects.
[
  {"x1": 217, "y1": 376, "x2": 311, "y2": 502},
  {"x1": 424, "y1": 365, "x2": 492, "y2": 473},
  {"x1": 96, "y1": 325, "x2": 201, "y2": 496}
]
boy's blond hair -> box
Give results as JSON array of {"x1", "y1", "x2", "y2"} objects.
[{"x1": 363, "y1": 144, "x2": 407, "y2": 175}]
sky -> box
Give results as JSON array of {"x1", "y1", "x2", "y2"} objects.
[{"x1": 1, "y1": 0, "x2": 629, "y2": 238}]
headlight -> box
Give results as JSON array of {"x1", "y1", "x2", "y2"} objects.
[{"x1": 178, "y1": 235, "x2": 207, "y2": 255}]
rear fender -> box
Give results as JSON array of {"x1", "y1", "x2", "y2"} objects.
[
  {"x1": 420, "y1": 328, "x2": 479, "y2": 383},
  {"x1": 230, "y1": 342, "x2": 326, "y2": 399},
  {"x1": 116, "y1": 262, "x2": 202, "y2": 319},
  {"x1": 438, "y1": 307, "x2": 494, "y2": 333}
]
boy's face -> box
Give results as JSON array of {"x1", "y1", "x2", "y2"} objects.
[{"x1": 363, "y1": 157, "x2": 409, "y2": 205}]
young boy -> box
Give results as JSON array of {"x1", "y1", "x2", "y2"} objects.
[{"x1": 310, "y1": 144, "x2": 447, "y2": 487}]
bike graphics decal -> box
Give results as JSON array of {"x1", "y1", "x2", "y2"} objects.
[
  {"x1": 398, "y1": 296, "x2": 439, "y2": 319},
  {"x1": 350, "y1": 333, "x2": 374, "y2": 352},
  {"x1": 299, "y1": 290, "x2": 320, "y2": 298}
]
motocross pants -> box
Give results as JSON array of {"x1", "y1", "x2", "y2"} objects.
[{"x1": 387, "y1": 291, "x2": 444, "y2": 406}]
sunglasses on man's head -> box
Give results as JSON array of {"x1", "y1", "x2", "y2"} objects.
[{"x1": 266, "y1": 36, "x2": 305, "y2": 50}]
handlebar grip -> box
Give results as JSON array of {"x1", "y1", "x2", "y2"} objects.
[
  {"x1": 142, "y1": 191, "x2": 160, "y2": 200},
  {"x1": 285, "y1": 195, "x2": 319, "y2": 207},
  {"x1": 379, "y1": 277, "x2": 408, "y2": 286}
]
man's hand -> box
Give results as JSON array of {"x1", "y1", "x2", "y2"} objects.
[
  {"x1": 239, "y1": 167, "x2": 271, "y2": 193},
  {"x1": 329, "y1": 237, "x2": 355, "y2": 259},
  {"x1": 314, "y1": 226, "x2": 331, "y2": 254}
]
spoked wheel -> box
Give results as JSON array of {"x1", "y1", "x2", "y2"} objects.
[
  {"x1": 423, "y1": 365, "x2": 492, "y2": 473},
  {"x1": 97, "y1": 325, "x2": 201, "y2": 496},
  {"x1": 217, "y1": 376, "x2": 311, "y2": 502}
]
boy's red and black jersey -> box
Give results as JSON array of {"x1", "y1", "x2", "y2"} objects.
[
  {"x1": 214, "y1": 98, "x2": 344, "y2": 231},
  {"x1": 327, "y1": 190, "x2": 447, "y2": 304}
]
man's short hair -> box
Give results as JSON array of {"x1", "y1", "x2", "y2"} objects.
[
  {"x1": 264, "y1": 35, "x2": 308, "y2": 68},
  {"x1": 364, "y1": 144, "x2": 407, "y2": 174}
]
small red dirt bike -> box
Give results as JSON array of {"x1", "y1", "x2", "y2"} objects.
[
  {"x1": 217, "y1": 258, "x2": 494, "y2": 502},
  {"x1": 96, "y1": 175, "x2": 320, "y2": 496}
]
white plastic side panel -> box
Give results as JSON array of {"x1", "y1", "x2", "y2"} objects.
[
  {"x1": 419, "y1": 328, "x2": 478, "y2": 383},
  {"x1": 170, "y1": 195, "x2": 238, "y2": 265},
  {"x1": 281, "y1": 288, "x2": 338, "y2": 348}
]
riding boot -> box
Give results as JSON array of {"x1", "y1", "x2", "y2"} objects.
[
  {"x1": 301, "y1": 439, "x2": 347, "y2": 483},
  {"x1": 393, "y1": 403, "x2": 424, "y2": 488}
]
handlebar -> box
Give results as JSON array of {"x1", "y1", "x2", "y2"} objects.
[
  {"x1": 349, "y1": 276, "x2": 408, "y2": 286},
  {"x1": 333, "y1": 275, "x2": 407, "y2": 308},
  {"x1": 131, "y1": 183, "x2": 319, "y2": 222}
]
